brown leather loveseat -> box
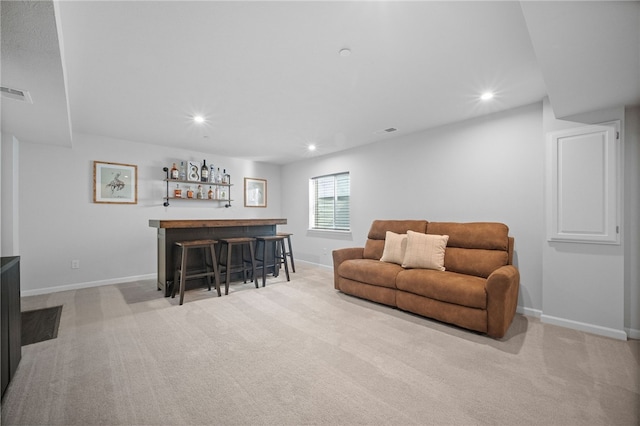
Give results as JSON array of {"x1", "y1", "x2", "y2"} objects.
[{"x1": 332, "y1": 220, "x2": 520, "y2": 338}]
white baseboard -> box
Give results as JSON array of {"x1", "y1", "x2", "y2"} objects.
[
  {"x1": 541, "y1": 314, "x2": 628, "y2": 341},
  {"x1": 516, "y1": 306, "x2": 542, "y2": 318},
  {"x1": 21, "y1": 273, "x2": 156, "y2": 297},
  {"x1": 625, "y1": 327, "x2": 640, "y2": 340}
]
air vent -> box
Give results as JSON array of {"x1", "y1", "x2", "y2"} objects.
[
  {"x1": 374, "y1": 127, "x2": 398, "y2": 135},
  {"x1": 0, "y1": 86, "x2": 33, "y2": 103}
]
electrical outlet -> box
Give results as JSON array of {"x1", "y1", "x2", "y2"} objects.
[{"x1": 71, "y1": 259, "x2": 80, "y2": 269}]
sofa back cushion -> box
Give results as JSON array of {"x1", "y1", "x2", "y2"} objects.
[
  {"x1": 363, "y1": 220, "x2": 428, "y2": 260},
  {"x1": 427, "y1": 222, "x2": 510, "y2": 278}
]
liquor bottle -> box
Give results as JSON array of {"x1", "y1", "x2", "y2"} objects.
[
  {"x1": 222, "y1": 169, "x2": 230, "y2": 184},
  {"x1": 215, "y1": 168, "x2": 222, "y2": 184},
  {"x1": 170, "y1": 163, "x2": 179, "y2": 179},
  {"x1": 220, "y1": 187, "x2": 227, "y2": 200},
  {"x1": 186, "y1": 186, "x2": 193, "y2": 199},
  {"x1": 179, "y1": 162, "x2": 186, "y2": 181},
  {"x1": 174, "y1": 184, "x2": 182, "y2": 198},
  {"x1": 201, "y1": 160, "x2": 209, "y2": 182},
  {"x1": 210, "y1": 164, "x2": 216, "y2": 183},
  {"x1": 197, "y1": 185, "x2": 204, "y2": 199},
  {"x1": 207, "y1": 186, "x2": 214, "y2": 200}
]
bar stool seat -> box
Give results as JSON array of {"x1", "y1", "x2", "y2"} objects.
[
  {"x1": 217, "y1": 237, "x2": 257, "y2": 294},
  {"x1": 277, "y1": 232, "x2": 296, "y2": 273},
  {"x1": 255, "y1": 235, "x2": 290, "y2": 287},
  {"x1": 172, "y1": 239, "x2": 221, "y2": 305}
]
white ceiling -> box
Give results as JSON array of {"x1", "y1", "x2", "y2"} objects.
[{"x1": 2, "y1": 1, "x2": 639, "y2": 165}]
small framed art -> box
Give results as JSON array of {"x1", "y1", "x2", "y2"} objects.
[
  {"x1": 93, "y1": 161, "x2": 138, "y2": 204},
  {"x1": 244, "y1": 177, "x2": 267, "y2": 208}
]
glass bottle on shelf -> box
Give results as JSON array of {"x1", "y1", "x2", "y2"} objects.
[
  {"x1": 179, "y1": 161, "x2": 187, "y2": 181},
  {"x1": 197, "y1": 185, "x2": 204, "y2": 199},
  {"x1": 210, "y1": 164, "x2": 216, "y2": 183},
  {"x1": 215, "y1": 168, "x2": 222, "y2": 184},
  {"x1": 201, "y1": 160, "x2": 209, "y2": 182},
  {"x1": 219, "y1": 186, "x2": 227, "y2": 200},
  {"x1": 207, "y1": 186, "x2": 214, "y2": 200},
  {"x1": 170, "y1": 163, "x2": 179, "y2": 179},
  {"x1": 222, "y1": 169, "x2": 230, "y2": 184},
  {"x1": 174, "y1": 184, "x2": 182, "y2": 198},
  {"x1": 186, "y1": 186, "x2": 193, "y2": 199}
]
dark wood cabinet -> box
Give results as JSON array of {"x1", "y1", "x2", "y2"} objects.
[{"x1": 1, "y1": 256, "x2": 21, "y2": 399}]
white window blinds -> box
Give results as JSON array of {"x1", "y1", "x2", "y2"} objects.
[{"x1": 310, "y1": 172, "x2": 350, "y2": 231}]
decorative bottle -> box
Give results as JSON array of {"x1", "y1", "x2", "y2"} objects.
[
  {"x1": 170, "y1": 163, "x2": 179, "y2": 179},
  {"x1": 179, "y1": 162, "x2": 186, "y2": 181},
  {"x1": 201, "y1": 160, "x2": 209, "y2": 182},
  {"x1": 197, "y1": 185, "x2": 204, "y2": 199},
  {"x1": 222, "y1": 169, "x2": 230, "y2": 184}
]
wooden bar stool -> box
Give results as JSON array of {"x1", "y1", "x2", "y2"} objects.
[
  {"x1": 172, "y1": 239, "x2": 221, "y2": 305},
  {"x1": 217, "y1": 237, "x2": 257, "y2": 294},
  {"x1": 255, "y1": 235, "x2": 290, "y2": 287},
  {"x1": 277, "y1": 232, "x2": 296, "y2": 273}
]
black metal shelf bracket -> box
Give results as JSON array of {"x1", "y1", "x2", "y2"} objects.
[{"x1": 162, "y1": 167, "x2": 170, "y2": 206}]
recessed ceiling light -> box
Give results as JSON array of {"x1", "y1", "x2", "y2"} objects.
[
  {"x1": 193, "y1": 115, "x2": 205, "y2": 123},
  {"x1": 308, "y1": 144, "x2": 317, "y2": 151},
  {"x1": 339, "y1": 48, "x2": 351, "y2": 57},
  {"x1": 480, "y1": 92, "x2": 494, "y2": 101}
]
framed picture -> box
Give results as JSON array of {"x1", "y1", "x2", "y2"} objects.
[
  {"x1": 93, "y1": 161, "x2": 138, "y2": 204},
  {"x1": 244, "y1": 177, "x2": 267, "y2": 208}
]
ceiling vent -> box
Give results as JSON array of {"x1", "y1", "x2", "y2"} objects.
[
  {"x1": 374, "y1": 127, "x2": 398, "y2": 135},
  {"x1": 0, "y1": 86, "x2": 33, "y2": 103}
]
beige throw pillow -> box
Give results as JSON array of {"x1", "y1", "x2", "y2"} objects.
[
  {"x1": 401, "y1": 231, "x2": 449, "y2": 271},
  {"x1": 380, "y1": 231, "x2": 407, "y2": 265}
]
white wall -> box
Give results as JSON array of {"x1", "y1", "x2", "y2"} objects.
[
  {"x1": 1, "y1": 133, "x2": 19, "y2": 256},
  {"x1": 624, "y1": 106, "x2": 640, "y2": 337},
  {"x1": 541, "y1": 100, "x2": 628, "y2": 339},
  {"x1": 282, "y1": 102, "x2": 545, "y2": 312},
  {"x1": 15, "y1": 132, "x2": 282, "y2": 294}
]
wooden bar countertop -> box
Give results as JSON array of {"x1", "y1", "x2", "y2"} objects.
[{"x1": 149, "y1": 218, "x2": 287, "y2": 229}]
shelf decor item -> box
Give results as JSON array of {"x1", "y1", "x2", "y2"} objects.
[
  {"x1": 244, "y1": 177, "x2": 267, "y2": 208},
  {"x1": 93, "y1": 161, "x2": 138, "y2": 204},
  {"x1": 187, "y1": 161, "x2": 200, "y2": 181},
  {"x1": 162, "y1": 167, "x2": 232, "y2": 208}
]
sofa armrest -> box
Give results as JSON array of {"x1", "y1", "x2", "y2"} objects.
[
  {"x1": 332, "y1": 247, "x2": 364, "y2": 290},
  {"x1": 485, "y1": 265, "x2": 520, "y2": 338}
]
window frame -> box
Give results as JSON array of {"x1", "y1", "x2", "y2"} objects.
[{"x1": 309, "y1": 172, "x2": 351, "y2": 232}]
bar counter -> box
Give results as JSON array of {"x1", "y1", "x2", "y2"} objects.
[{"x1": 149, "y1": 218, "x2": 287, "y2": 296}]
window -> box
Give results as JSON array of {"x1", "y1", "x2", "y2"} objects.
[{"x1": 310, "y1": 172, "x2": 350, "y2": 231}]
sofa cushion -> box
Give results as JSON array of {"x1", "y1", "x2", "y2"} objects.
[
  {"x1": 427, "y1": 222, "x2": 509, "y2": 278},
  {"x1": 396, "y1": 269, "x2": 487, "y2": 309},
  {"x1": 401, "y1": 231, "x2": 449, "y2": 271},
  {"x1": 338, "y1": 259, "x2": 402, "y2": 289},
  {"x1": 363, "y1": 220, "x2": 428, "y2": 259},
  {"x1": 380, "y1": 231, "x2": 407, "y2": 265}
]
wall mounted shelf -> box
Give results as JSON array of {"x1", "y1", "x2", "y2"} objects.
[{"x1": 162, "y1": 167, "x2": 232, "y2": 208}]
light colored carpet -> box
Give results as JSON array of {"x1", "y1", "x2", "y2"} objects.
[{"x1": 2, "y1": 262, "x2": 638, "y2": 425}]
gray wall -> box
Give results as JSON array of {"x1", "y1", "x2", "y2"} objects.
[
  {"x1": 281, "y1": 101, "x2": 640, "y2": 338},
  {"x1": 2, "y1": 99, "x2": 638, "y2": 338},
  {"x1": 282, "y1": 102, "x2": 545, "y2": 313},
  {"x1": 6, "y1": 132, "x2": 282, "y2": 294}
]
